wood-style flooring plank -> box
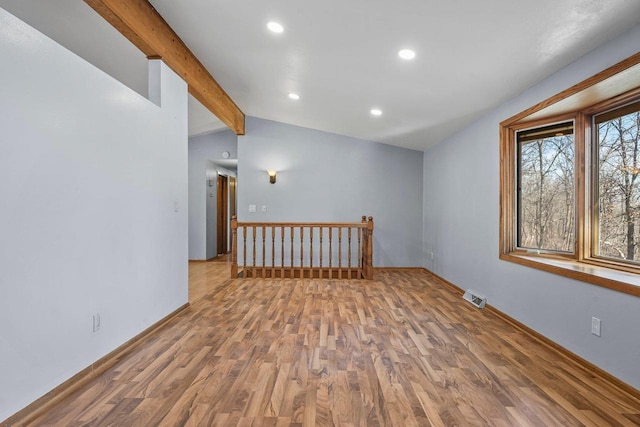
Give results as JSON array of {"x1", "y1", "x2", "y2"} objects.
[{"x1": 17, "y1": 263, "x2": 640, "y2": 426}]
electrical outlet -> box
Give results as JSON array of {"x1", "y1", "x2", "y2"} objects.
[
  {"x1": 591, "y1": 317, "x2": 601, "y2": 337},
  {"x1": 93, "y1": 313, "x2": 101, "y2": 332}
]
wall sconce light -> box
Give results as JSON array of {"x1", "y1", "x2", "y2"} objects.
[{"x1": 267, "y1": 170, "x2": 277, "y2": 184}]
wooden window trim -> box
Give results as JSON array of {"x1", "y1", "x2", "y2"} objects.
[
  {"x1": 500, "y1": 53, "x2": 640, "y2": 297},
  {"x1": 499, "y1": 253, "x2": 640, "y2": 297}
]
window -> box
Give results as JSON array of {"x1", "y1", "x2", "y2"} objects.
[
  {"x1": 500, "y1": 53, "x2": 640, "y2": 297},
  {"x1": 517, "y1": 122, "x2": 575, "y2": 253},
  {"x1": 593, "y1": 102, "x2": 640, "y2": 263}
]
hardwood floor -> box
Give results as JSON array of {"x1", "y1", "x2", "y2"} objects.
[{"x1": 21, "y1": 262, "x2": 640, "y2": 426}]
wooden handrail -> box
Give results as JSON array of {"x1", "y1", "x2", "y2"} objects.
[
  {"x1": 231, "y1": 216, "x2": 374, "y2": 279},
  {"x1": 233, "y1": 221, "x2": 371, "y2": 227}
]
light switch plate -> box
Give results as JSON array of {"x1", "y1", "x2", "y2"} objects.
[
  {"x1": 249, "y1": 204, "x2": 256, "y2": 213},
  {"x1": 591, "y1": 317, "x2": 601, "y2": 337}
]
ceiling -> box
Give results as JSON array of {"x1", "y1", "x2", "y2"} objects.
[{"x1": 2, "y1": 1, "x2": 640, "y2": 151}]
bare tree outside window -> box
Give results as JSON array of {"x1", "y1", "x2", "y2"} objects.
[
  {"x1": 596, "y1": 107, "x2": 640, "y2": 262},
  {"x1": 517, "y1": 123, "x2": 574, "y2": 252}
]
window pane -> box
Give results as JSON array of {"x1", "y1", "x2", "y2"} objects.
[
  {"x1": 517, "y1": 123, "x2": 574, "y2": 252},
  {"x1": 595, "y1": 106, "x2": 640, "y2": 262}
]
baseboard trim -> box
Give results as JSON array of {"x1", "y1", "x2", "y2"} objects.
[
  {"x1": 421, "y1": 267, "x2": 640, "y2": 403},
  {"x1": 420, "y1": 268, "x2": 464, "y2": 295},
  {"x1": 374, "y1": 267, "x2": 426, "y2": 272},
  {"x1": 1, "y1": 303, "x2": 190, "y2": 427},
  {"x1": 189, "y1": 254, "x2": 230, "y2": 263}
]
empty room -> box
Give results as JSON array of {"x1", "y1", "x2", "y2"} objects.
[{"x1": 2, "y1": 1, "x2": 640, "y2": 425}]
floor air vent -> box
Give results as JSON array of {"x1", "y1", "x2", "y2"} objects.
[{"x1": 463, "y1": 289, "x2": 486, "y2": 309}]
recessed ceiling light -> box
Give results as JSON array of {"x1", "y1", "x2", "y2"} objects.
[
  {"x1": 267, "y1": 21, "x2": 284, "y2": 33},
  {"x1": 288, "y1": 93, "x2": 300, "y2": 100},
  {"x1": 398, "y1": 49, "x2": 416, "y2": 60},
  {"x1": 370, "y1": 108, "x2": 382, "y2": 116}
]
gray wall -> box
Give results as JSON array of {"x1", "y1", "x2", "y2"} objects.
[
  {"x1": 238, "y1": 117, "x2": 424, "y2": 267},
  {"x1": 423, "y1": 24, "x2": 640, "y2": 389},
  {"x1": 0, "y1": 9, "x2": 188, "y2": 421},
  {"x1": 188, "y1": 130, "x2": 237, "y2": 260}
]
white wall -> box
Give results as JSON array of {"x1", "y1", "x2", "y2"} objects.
[
  {"x1": 238, "y1": 117, "x2": 424, "y2": 267},
  {"x1": 423, "y1": 24, "x2": 640, "y2": 390},
  {"x1": 0, "y1": 8, "x2": 188, "y2": 421},
  {"x1": 188, "y1": 130, "x2": 237, "y2": 260}
]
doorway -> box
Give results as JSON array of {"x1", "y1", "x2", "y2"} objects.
[
  {"x1": 216, "y1": 175, "x2": 228, "y2": 255},
  {"x1": 229, "y1": 176, "x2": 237, "y2": 251}
]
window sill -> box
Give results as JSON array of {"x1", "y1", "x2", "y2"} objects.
[{"x1": 500, "y1": 253, "x2": 640, "y2": 297}]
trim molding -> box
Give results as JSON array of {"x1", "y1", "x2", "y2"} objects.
[
  {"x1": 484, "y1": 304, "x2": 640, "y2": 403},
  {"x1": 375, "y1": 267, "x2": 425, "y2": 272},
  {"x1": 500, "y1": 253, "x2": 640, "y2": 297},
  {"x1": 420, "y1": 268, "x2": 640, "y2": 402},
  {"x1": 1, "y1": 303, "x2": 190, "y2": 427}
]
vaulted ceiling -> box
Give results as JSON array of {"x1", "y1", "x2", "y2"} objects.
[{"x1": 2, "y1": 1, "x2": 640, "y2": 150}]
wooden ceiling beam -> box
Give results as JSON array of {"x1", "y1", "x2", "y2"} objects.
[{"x1": 85, "y1": 0, "x2": 245, "y2": 135}]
